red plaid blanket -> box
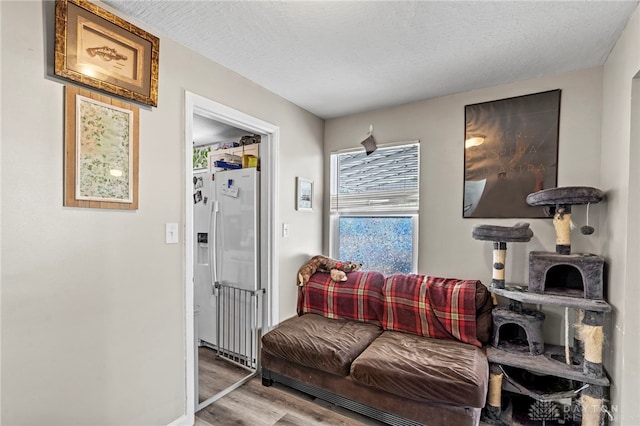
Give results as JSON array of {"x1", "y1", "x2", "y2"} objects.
[
  {"x1": 382, "y1": 274, "x2": 481, "y2": 347},
  {"x1": 298, "y1": 271, "x2": 385, "y2": 324}
]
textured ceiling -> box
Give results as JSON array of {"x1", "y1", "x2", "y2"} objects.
[{"x1": 105, "y1": 1, "x2": 638, "y2": 119}]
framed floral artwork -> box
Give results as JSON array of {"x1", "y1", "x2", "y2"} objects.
[
  {"x1": 55, "y1": 0, "x2": 160, "y2": 107},
  {"x1": 64, "y1": 85, "x2": 139, "y2": 210}
]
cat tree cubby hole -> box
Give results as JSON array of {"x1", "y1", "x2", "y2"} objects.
[
  {"x1": 493, "y1": 305, "x2": 545, "y2": 356},
  {"x1": 529, "y1": 252, "x2": 604, "y2": 300},
  {"x1": 544, "y1": 264, "x2": 585, "y2": 297},
  {"x1": 496, "y1": 323, "x2": 532, "y2": 354}
]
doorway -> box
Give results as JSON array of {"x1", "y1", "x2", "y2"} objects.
[{"x1": 184, "y1": 91, "x2": 280, "y2": 418}]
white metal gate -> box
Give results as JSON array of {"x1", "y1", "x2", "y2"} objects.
[{"x1": 196, "y1": 283, "x2": 264, "y2": 411}]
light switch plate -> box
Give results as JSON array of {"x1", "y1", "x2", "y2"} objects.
[
  {"x1": 282, "y1": 223, "x2": 290, "y2": 238},
  {"x1": 166, "y1": 223, "x2": 179, "y2": 244}
]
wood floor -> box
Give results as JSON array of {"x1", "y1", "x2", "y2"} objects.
[
  {"x1": 196, "y1": 348, "x2": 384, "y2": 425},
  {"x1": 196, "y1": 350, "x2": 498, "y2": 425},
  {"x1": 198, "y1": 346, "x2": 253, "y2": 403},
  {"x1": 195, "y1": 375, "x2": 385, "y2": 426}
]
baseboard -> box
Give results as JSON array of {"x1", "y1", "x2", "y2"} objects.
[
  {"x1": 263, "y1": 369, "x2": 423, "y2": 426},
  {"x1": 166, "y1": 413, "x2": 191, "y2": 426}
]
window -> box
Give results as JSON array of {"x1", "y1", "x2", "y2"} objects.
[{"x1": 330, "y1": 142, "x2": 419, "y2": 275}]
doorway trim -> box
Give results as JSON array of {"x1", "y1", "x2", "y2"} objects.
[{"x1": 183, "y1": 91, "x2": 280, "y2": 423}]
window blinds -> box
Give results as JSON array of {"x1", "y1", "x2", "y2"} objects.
[{"x1": 331, "y1": 143, "x2": 419, "y2": 213}]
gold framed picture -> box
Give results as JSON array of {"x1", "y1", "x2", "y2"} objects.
[
  {"x1": 55, "y1": 0, "x2": 159, "y2": 107},
  {"x1": 64, "y1": 85, "x2": 139, "y2": 210}
]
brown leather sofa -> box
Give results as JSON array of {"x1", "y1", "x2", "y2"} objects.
[{"x1": 261, "y1": 271, "x2": 493, "y2": 426}]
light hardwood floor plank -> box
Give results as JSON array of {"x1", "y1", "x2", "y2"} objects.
[
  {"x1": 196, "y1": 349, "x2": 385, "y2": 425},
  {"x1": 196, "y1": 353, "x2": 501, "y2": 425},
  {"x1": 198, "y1": 346, "x2": 253, "y2": 403},
  {"x1": 196, "y1": 375, "x2": 384, "y2": 425}
]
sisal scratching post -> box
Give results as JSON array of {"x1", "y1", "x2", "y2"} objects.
[
  {"x1": 583, "y1": 324, "x2": 604, "y2": 363},
  {"x1": 553, "y1": 205, "x2": 572, "y2": 254},
  {"x1": 579, "y1": 323, "x2": 604, "y2": 375},
  {"x1": 580, "y1": 311, "x2": 605, "y2": 376},
  {"x1": 492, "y1": 242, "x2": 507, "y2": 288},
  {"x1": 581, "y1": 394, "x2": 603, "y2": 426},
  {"x1": 484, "y1": 364, "x2": 503, "y2": 422}
]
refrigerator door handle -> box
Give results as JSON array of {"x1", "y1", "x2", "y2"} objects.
[{"x1": 209, "y1": 200, "x2": 220, "y2": 295}]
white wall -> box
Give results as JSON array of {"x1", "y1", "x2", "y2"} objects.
[
  {"x1": 325, "y1": 65, "x2": 628, "y2": 406},
  {"x1": 600, "y1": 5, "x2": 640, "y2": 425},
  {"x1": 0, "y1": 1, "x2": 323, "y2": 424},
  {"x1": 325, "y1": 67, "x2": 604, "y2": 284}
]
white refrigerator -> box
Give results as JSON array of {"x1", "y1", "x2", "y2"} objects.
[{"x1": 193, "y1": 167, "x2": 260, "y2": 348}]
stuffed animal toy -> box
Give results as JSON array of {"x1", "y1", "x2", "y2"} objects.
[{"x1": 297, "y1": 255, "x2": 362, "y2": 287}]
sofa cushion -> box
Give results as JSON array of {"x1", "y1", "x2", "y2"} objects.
[
  {"x1": 382, "y1": 274, "x2": 482, "y2": 347},
  {"x1": 262, "y1": 314, "x2": 382, "y2": 377},
  {"x1": 475, "y1": 281, "x2": 493, "y2": 345},
  {"x1": 350, "y1": 331, "x2": 488, "y2": 408},
  {"x1": 298, "y1": 271, "x2": 385, "y2": 324}
]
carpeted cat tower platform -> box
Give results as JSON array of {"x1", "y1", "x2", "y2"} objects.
[{"x1": 472, "y1": 222, "x2": 533, "y2": 289}]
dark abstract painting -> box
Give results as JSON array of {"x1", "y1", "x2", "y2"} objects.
[{"x1": 463, "y1": 90, "x2": 561, "y2": 218}]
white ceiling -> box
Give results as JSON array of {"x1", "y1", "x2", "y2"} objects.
[
  {"x1": 105, "y1": 1, "x2": 638, "y2": 119},
  {"x1": 192, "y1": 113, "x2": 251, "y2": 145}
]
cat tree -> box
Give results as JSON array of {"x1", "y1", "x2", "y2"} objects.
[{"x1": 474, "y1": 186, "x2": 610, "y2": 426}]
